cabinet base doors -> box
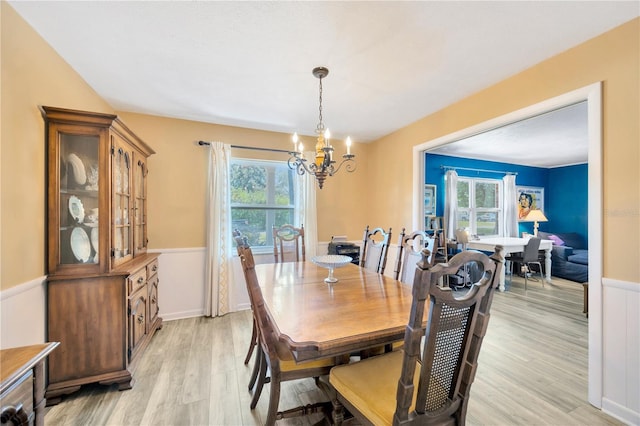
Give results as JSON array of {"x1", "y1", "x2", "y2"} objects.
[{"x1": 45, "y1": 255, "x2": 162, "y2": 406}]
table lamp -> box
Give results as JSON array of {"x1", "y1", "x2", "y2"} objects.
[{"x1": 524, "y1": 209, "x2": 548, "y2": 237}]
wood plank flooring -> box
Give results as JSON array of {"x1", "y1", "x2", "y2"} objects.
[{"x1": 45, "y1": 276, "x2": 623, "y2": 426}]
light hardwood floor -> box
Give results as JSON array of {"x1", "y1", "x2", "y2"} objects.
[{"x1": 45, "y1": 276, "x2": 623, "y2": 426}]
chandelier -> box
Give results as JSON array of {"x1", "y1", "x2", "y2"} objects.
[{"x1": 288, "y1": 66, "x2": 356, "y2": 189}]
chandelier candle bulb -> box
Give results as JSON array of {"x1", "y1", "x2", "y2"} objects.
[{"x1": 346, "y1": 137, "x2": 352, "y2": 155}]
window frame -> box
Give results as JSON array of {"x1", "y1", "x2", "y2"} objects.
[{"x1": 456, "y1": 177, "x2": 503, "y2": 237}]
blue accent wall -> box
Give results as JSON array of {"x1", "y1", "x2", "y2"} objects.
[
  {"x1": 425, "y1": 153, "x2": 588, "y2": 239},
  {"x1": 547, "y1": 164, "x2": 588, "y2": 236}
]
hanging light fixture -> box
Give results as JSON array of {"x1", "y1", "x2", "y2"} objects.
[{"x1": 288, "y1": 66, "x2": 356, "y2": 189}]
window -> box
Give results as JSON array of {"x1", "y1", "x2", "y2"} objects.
[
  {"x1": 230, "y1": 159, "x2": 296, "y2": 248},
  {"x1": 456, "y1": 178, "x2": 502, "y2": 236}
]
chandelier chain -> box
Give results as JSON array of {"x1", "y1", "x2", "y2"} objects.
[{"x1": 317, "y1": 76, "x2": 325, "y2": 133}]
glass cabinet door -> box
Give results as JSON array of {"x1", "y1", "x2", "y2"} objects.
[
  {"x1": 112, "y1": 139, "x2": 133, "y2": 266},
  {"x1": 133, "y1": 154, "x2": 148, "y2": 255},
  {"x1": 55, "y1": 130, "x2": 101, "y2": 270}
]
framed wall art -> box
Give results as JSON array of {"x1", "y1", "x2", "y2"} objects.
[{"x1": 516, "y1": 186, "x2": 544, "y2": 220}]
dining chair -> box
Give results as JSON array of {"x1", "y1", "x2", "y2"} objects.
[
  {"x1": 432, "y1": 229, "x2": 449, "y2": 265},
  {"x1": 360, "y1": 225, "x2": 392, "y2": 274},
  {"x1": 329, "y1": 246, "x2": 504, "y2": 426},
  {"x1": 357, "y1": 225, "x2": 394, "y2": 357},
  {"x1": 233, "y1": 230, "x2": 261, "y2": 389},
  {"x1": 272, "y1": 224, "x2": 305, "y2": 263},
  {"x1": 393, "y1": 228, "x2": 436, "y2": 284},
  {"x1": 238, "y1": 244, "x2": 337, "y2": 425},
  {"x1": 382, "y1": 228, "x2": 435, "y2": 356},
  {"x1": 453, "y1": 228, "x2": 472, "y2": 287},
  {"x1": 506, "y1": 236, "x2": 543, "y2": 291}
]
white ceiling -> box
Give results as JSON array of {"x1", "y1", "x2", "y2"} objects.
[
  {"x1": 9, "y1": 1, "x2": 639, "y2": 166},
  {"x1": 428, "y1": 101, "x2": 589, "y2": 168}
]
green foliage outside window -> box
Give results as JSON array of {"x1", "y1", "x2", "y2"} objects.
[
  {"x1": 457, "y1": 181, "x2": 470, "y2": 208},
  {"x1": 230, "y1": 161, "x2": 295, "y2": 247}
]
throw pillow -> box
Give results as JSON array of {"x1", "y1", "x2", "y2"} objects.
[{"x1": 548, "y1": 234, "x2": 565, "y2": 246}]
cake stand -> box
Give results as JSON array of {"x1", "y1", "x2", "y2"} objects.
[{"x1": 311, "y1": 255, "x2": 353, "y2": 283}]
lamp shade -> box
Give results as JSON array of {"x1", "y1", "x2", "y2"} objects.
[{"x1": 524, "y1": 209, "x2": 548, "y2": 222}]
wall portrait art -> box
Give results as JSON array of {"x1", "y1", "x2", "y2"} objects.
[{"x1": 516, "y1": 186, "x2": 544, "y2": 220}]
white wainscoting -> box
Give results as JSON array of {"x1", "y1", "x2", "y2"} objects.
[
  {"x1": 0, "y1": 275, "x2": 47, "y2": 348},
  {"x1": 601, "y1": 277, "x2": 640, "y2": 426},
  {"x1": 149, "y1": 248, "x2": 207, "y2": 321}
]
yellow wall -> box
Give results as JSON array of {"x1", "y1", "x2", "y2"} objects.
[
  {"x1": 368, "y1": 18, "x2": 639, "y2": 282},
  {"x1": 1, "y1": 0, "x2": 638, "y2": 290},
  {"x1": 1, "y1": 2, "x2": 113, "y2": 288}
]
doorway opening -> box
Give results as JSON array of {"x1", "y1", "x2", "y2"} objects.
[{"x1": 411, "y1": 82, "x2": 603, "y2": 407}]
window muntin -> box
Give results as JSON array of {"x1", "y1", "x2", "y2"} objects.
[
  {"x1": 456, "y1": 178, "x2": 502, "y2": 236},
  {"x1": 230, "y1": 159, "x2": 295, "y2": 248}
]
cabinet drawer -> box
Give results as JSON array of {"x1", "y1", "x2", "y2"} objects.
[
  {"x1": 0, "y1": 370, "x2": 34, "y2": 425},
  {"x1": 128, "y1": 268, "x2": 147, "y2": 294},
  {"x1": 146, "y1": 259, "x2": 159, "y2": 278}
]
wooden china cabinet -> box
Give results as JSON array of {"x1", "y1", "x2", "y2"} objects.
[{"x1": 41, "y1": 106, "x2": 162, "y2": 405}]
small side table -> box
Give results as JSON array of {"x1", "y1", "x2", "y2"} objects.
[{"x1": 1, "y1": 342, "x2": 59, "y2": 426}]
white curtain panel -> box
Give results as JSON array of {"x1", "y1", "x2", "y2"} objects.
[
  {"x1": 294, "y1": 154, "x2": 318, "y2": 258},
  {"x1": 204, "y1": 142, "x2": 232, "y2": 317},
  {"x1": 503, "y1": 174, "x2": 519, "y2": 237},
  {"x1": 444, "y1": 170, "x2": 458, "y2": 240}
]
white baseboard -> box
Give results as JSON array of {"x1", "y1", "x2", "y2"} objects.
[
  {"x1": 602, "y1": 397, "x2": 640, "y2": 426},
  {"x1": 161, "y1": 309, "x2": 205, "y2": 322}
]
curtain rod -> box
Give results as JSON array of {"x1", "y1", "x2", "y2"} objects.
[
  {"x1": 198, "y1": 141, "x2": 291, "y2": 154},
  {"x1": 441, "y1": 165, "x2": 517, "y2": 175}
]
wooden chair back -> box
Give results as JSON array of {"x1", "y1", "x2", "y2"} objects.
[
  {"x1": 394, "y1": 246, "x2": 504, "y2": 424},
  {"x1": 272, "y1": 224, "x2": 305, "y2": 263},
  {"x1": 233, "y1": 229, "x2": 249, "y2": 255},
  {"x1": 432, "y1": 229, "x2": 449, "y2": 264},
  {"x1": 238, "y1": 245, "x2": 277, "y2": 361},
  {"x1": 360, "y1": 225, "x2": 392, "y2": 274},
  {"x1": 393, "y1": 228, "x2": 436, "y2": 284}
]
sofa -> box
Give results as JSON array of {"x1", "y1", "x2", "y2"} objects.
[{"x1": 538, "y1": 231, "x2": 588, "y2": 283}]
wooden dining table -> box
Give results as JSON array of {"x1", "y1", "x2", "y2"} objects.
[{"x1": 254, "y1": 260, "x2": 417, "y2": 363}]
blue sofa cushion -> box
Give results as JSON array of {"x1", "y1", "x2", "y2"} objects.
[
  {"x1": 539, "y1": 231, "x2": 586, "y2": 250},
  {"x1": 568, "y1": 249, "x2": 589, "y2": 266},
  {"x1": 556, "y1": 233, "x2": 586, "y2": 250},
  {"x1": 553, "y1": 257, "x2": 588, "y2": 283}
]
